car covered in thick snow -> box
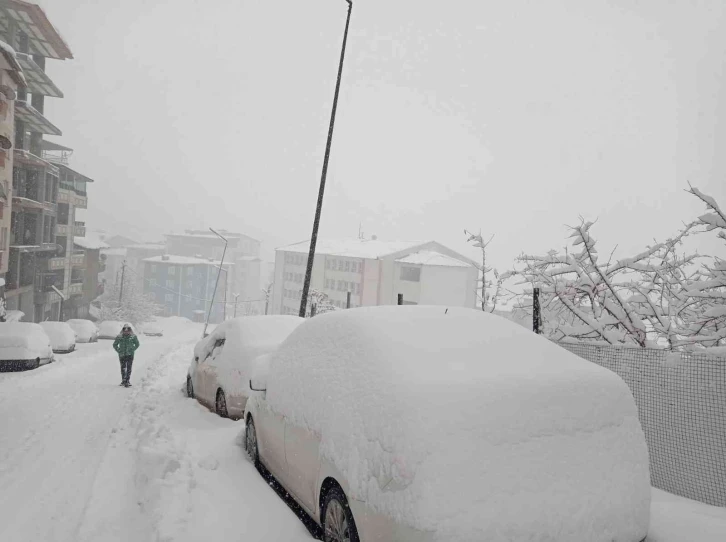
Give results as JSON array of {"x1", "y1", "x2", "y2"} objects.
[
  {"x1": 98, "y1": 321, "x2": 135, "y2": 340},
  {"x1": 141, "y1": 322, "x2": 163, "y2": 337},
  {"x1": 0, "y1": 323, "x2": 55, "y2": 370},
  {"x1": 187, "y1": 315, "x2": 303, "y2": 419},
  {"x1": 39, "y1": 321, "x2": 77, "y2": 353},
  {"x1": 66, "y1": 319, "x2": 99, "y2": 343},
  {"x1": 244, "y1": 306, "x2": 650, "y2": 542}
]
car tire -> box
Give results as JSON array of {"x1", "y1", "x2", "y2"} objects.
[
  {"x1": 245, "y1": 417, "x2": 261, "y2": 472},
  {"x1": 215, "y1": 388, "x2": 229, "y2": 418},
  {"x1": 321, "y1": 485, "x2": 360, "y2": 542},
  {"x1": 186, "y1": 376, "x2": 195, "y2": 398}
]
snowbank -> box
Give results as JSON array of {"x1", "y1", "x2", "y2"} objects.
[
  {"x1": 39, "y1": 322, "x2": 76, "y2": 352},
  {"x1": 0, "y1": 323, "x2": 53, "y2": 361},
  {"x1": 649, "y1": 488, "x2": 726, "y2": 541},
  {"x1": 267, "y1": 306, "x2": 650, "y2": 541}
]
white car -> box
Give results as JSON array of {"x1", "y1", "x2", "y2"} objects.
[
  {"x1": 186, "y1": 316, "x2": 303, "y2": 419},
  {"x1": 0, "y1": 323, "x2": 54, "y2": 370},
  {"x1": 244, "y1": 306, "x2": 650, "y2": 542},
  {"x1": 67, "y1": 319, "x2": 99, "y2": 343},
  {"x1": 39, "y1": 322, "x2": 77, "y2": 353},
  {"x1": 142, "y1": 322, "x2": 163, "y2": 337},
  {"x1": 98, "y1": 321, "x2": 135, "y2": 339}
]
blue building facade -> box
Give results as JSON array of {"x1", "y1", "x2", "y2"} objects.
[{"x1": 143, "y1": 256, "x2": 232, "y2": 323}]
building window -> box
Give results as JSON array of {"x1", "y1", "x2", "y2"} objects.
[
  {"x1": 168, "y1": 266, "x2": 176, "y2": 275},
  {"x1": 354, "y1": 283, "x2": 360, "y2": 295},
  {"x1": 186, "y1": 281, "x2": 193, "y2": 289},
  {"x1": 151, "y1": 264, "x2": 157, "y2": 273},
  {"x1": 344, "y1": 261, "x2": 350, "y2": 272},
  {"x1": 400, "y1": 266, "x2": 421, "y2": 282},
  {"x1": 350, "y1": 262, "x2": 357, "y2": 273},
  {"x1": 150, "y1": 278, "x2": 157, "y2": 286},
  {"x1": 187, "y1": 267, "x2": 194, "y2": 275},
  {"x1": 166, "y1": 280, "x2": 174, "y2": 287},
  {"x1": 165, "y1": 293, "x2": 174, "y2": 302}
]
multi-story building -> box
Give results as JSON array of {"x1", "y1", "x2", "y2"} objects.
[
  {"x1": 272, "y1": 239, "x2": 478, "y2": 315},
  {"x1": 0, "y1": 37, "x2": 25, "y2": 309},
  {"x1": 165, "y1": 230, "x2": 262, "y2": 305},
  {"x1": 73, "y1": 234, "x2": 108, "y2": 319},
  {"x1": 142, "y1": 254, "x2": 232, "y2": 323},
  {"x1": 0, "y1": 0, "x2": 95, "y2": 322}
]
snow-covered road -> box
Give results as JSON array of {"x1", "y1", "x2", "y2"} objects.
[
  {"x1": 0, "y1": 318, "x2": 312, "y2": 542},
  {"x1": 0, "y1": 317, "x2": 724, "y2": 542}
]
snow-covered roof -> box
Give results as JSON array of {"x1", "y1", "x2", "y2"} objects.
[
  {"x1": 278, "y1": 239, "x2": 430, "y2": 259},
  {"x1": 102, "y1": 249, "x2": 127, "y2": 257},
  {"x1": 126, "y1": 243, "x2": 166, "y2": 251},
  {"x1": 397, "y1": 250, "x2": 471, "y2": 268},
  {"x1": 74, "y1": 234, "x2": 109, "y2": 250},
  {"x1": 143, "y1": 255, "x2": 233, "y2": 267}
]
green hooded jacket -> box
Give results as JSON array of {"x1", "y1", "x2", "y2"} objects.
[{"x1": 113, "y1": 333, "x2": 140, "y2": 358}]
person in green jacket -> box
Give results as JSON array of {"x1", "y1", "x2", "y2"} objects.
[{"x1": 113, "y1": 324, "x2": 140, "y2": 387}]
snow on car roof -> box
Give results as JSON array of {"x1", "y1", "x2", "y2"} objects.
[
  {"x1": 266, "y1": 306, "x2": 650, "y2": 540},
  {"x1": 0, "y1": 323, "x2": 51, "y2": 349}
]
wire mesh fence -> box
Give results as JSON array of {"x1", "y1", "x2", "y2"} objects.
[{"x1": 557, "y1": 342, "x2": 726, "y2": 507}]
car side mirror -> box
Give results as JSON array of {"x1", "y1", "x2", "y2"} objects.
[{"x1": 249, "y1": 377, "x2": 267, "y2": 392}]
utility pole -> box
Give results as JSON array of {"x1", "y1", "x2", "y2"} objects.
[
  {"x1": 533, "y1": 287, "x2": 541, "y2": 334},
  {"x1": 299, "y1": 0, "x2": 353, "y2": 317},
  {"x1": 233, "y1": 293, "x2": 240, "y2": 318},
  {"x1": 119, "y1": 260, "x2": 126, "y2": 303}
]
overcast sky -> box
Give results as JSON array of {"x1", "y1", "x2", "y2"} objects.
[{"x1": 37, "y1": 0, "x2": 725, "y2": 268}]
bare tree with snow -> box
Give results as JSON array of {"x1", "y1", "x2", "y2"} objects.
[
  {"x1": 464, "y1": 229, "x2": 509, "y2": 312},
  {"x1": 96, "y1": 280, "x2": 162, "y2": 326}
]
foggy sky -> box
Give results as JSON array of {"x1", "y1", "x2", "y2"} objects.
[{"x1": 37, "y1": 0, "x2": 725, "y2": 269}]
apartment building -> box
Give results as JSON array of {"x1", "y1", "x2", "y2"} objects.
[
  {"x1": 165, "y1": 230, "x2": 262, "y2": 304},
  {"x1": 0, "y1": 0, "x2": 95, "y2": 322},
  {"x1": 0, "y1": 36, "x2": 25, "y2": 308},
  {"x1": 272, "y1": 239, "x2": 478, "y2": 315},
  {"x1": 142, "y1": 255, "x2": 232, "y2": 323}
]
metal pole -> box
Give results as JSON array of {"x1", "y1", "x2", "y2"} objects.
[
  {"x1": 533, "y1": 287, "x2": 541, "y2": 334},
  {"x1": 119, "y1": 261, "x2": 126, "y2": 303},
  {"x1": 299, "y1": 0, "x2": 353, "y2": 317},
  {"x1": 203, "y1": 228, "x2": 228, "y2": 337},
  {"x1": 223, "y1": 275, "x2": 227, "y2": 321},
  {"x1": 233, "y1": 293, "x2": 239, "y2": 318},
  {"x1": 397, "y1": 293, "x2": 403, "y2": 306},
  {"x1": 346, "y1": 291, "x2": 351, "y2": 309}
]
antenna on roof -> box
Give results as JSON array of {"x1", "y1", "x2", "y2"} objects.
[{"x1": 358, "y1": 222, "x2": 363, "y2": 240}]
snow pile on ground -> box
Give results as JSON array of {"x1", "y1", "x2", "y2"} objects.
[
  {"x1": 0, "y1": 322, "x2": 53, "y2": 360},
  {"x1": 267, "y1": 306, "x2": 651, "y2": 541},
  {"x1": 40, "y1": 321, "x2": 76, "y2": 351},
  {"x1": 649, "y1": 488, "x2": 726, "y2": 541}
]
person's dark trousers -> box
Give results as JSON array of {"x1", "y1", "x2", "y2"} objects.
[{"x1": 120, "y1": 355, "x2": 134, "y2": 384}]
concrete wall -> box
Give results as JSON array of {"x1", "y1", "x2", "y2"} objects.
[{"x1": 0, "y1": 69, "x2": 17, "y2": 278}]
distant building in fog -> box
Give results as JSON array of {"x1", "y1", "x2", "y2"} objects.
[{"x1": 272, "y1": 239, "x2": 478, "y2": 315}]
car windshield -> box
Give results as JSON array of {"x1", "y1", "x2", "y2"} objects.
[{"x1": 0, "y1": 3, "x2": 723, "y2": 542}]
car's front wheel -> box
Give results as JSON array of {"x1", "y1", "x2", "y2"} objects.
[
  {"x1": 245, "y1": 417, "x2": 261, "y2": 472},
  {"x1": 321, "y1": 485, "x2": 360, "y2": 542},
  {"x1": 215, "y1": 388, "x2": 229, "y2": 418},
  {"x1": 186, "y1": 376, "x2": 194, "y2": 398}
]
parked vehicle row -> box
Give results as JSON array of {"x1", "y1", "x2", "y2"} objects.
[{"x1": 188, "y1": 308, "x2": 652, "y2": 542}]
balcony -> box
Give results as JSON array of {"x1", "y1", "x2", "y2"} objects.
[
  {"x1": 71, "y1": 253, "x2": 85, "y2": 267},
  {"x1": 16, "y1": 53, "x2": 64, "y2": 99},
  {"x1": 15, "y1": 100, "x2": 62, "y2": 136},
  {"x1": 47, "y1": 256, "x2": 68, "y2": 270},
  {"x1": 68, "y1": 282, "x2": 83, "y2": 296},
  {"x1": 58, "y1": 187, "x2": 87, "y2": 209},
  {"x1": 55, "y1": 223, "x2": 69, "y2": 236},
  {"x1": 73, "y1": 221, "x2": 86, "y2": 236},
  {"x1": 12, "y1": 196, "x2": 56, "y2": 214}
]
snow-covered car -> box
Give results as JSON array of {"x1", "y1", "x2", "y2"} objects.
[
  {"x1": 98, "y1": 321, "x2": 135, "y2": 339},
  {"x1": 142, "y1": 322, "x2": 163, "y2": 337},
  {"x1": 187, "y1": 315, "x2": 303, "y2": 419},
  {"x1": 39, "y1": 322, "x2": 77, "y2": 353},
  {"x1": 66, "y1": 319, "x2": 99, "y2": 343},
  {"x1": 244, "y1": 306, "x2": 651, "y2": 542},
  {"x1": 0, "y1": 323, "x2": 55, "y2": 370}
]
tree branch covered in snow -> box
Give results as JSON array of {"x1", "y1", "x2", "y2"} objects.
[
  {"x1": 95, "y1": 280, "x2": 163, "y2": 326},
  {"x1": 508, "y1": 186, "x2": 726, "y2": 349},
  {"x1": 305, "y1": 289, "x2": 338, "y2": 317},
  {"x1": 464, "y1": 229, "x2": 511, "y2": 312}
]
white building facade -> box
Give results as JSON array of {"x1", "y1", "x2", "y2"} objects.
[{"x1": 272, "y1": 239, "x2": 478, "y2": 315}]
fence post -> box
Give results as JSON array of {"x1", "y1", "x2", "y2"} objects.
[
  {"x1": 346, "y1": 291, "x2": 351, "y2": 309},
  {"x1": 311, "y1": 303, "x2": 317, "y2": 317},
  {"x1": 397, "y1": 293, "x2": 403, "y2": 305},
  {"x1": 533, "y1": 287, "x2": 541, "y2": 334}
]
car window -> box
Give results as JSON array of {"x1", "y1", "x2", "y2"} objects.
[{"x1": 209, "y1": 338, "x2": 226, "y2": 361}]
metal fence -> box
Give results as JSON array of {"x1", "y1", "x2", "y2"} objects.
[{"x1": 557, "y1": 342, "x2": 726, "y2": 507}]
